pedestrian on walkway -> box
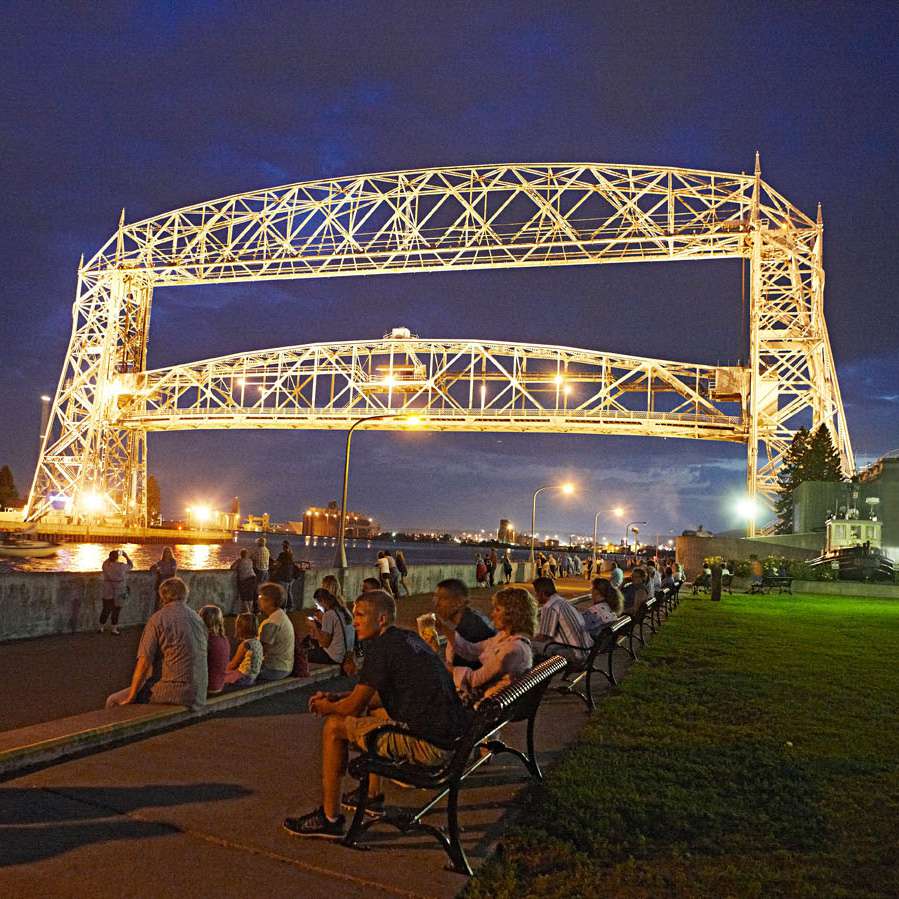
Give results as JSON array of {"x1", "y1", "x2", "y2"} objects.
[
  {"x1": 502, "y1": 550, "x2": 513, "y2": 584},
  {"x1": 230, "y1": 549, "x2": 257, "y2": 613},
  {"x1": 375, "y1": 551, "x2": 393, "y2": 595},
  {"x1": 394, "y1": 550, "x2": 411, "y2": 596},
  {"x1": 149, "y1": 547, "x2": 177, "y2": 606},
  {"x1": 273, "y1": 540, "x2": 295, "y2": 609},
  {"x1": 99, "y1": 548, "x2": 133, "y2": 635},
  {"x1": 251, "y1": 537, "x2": 270, "y2": 586}
]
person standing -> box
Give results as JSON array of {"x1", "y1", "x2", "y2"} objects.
[
  {"x1": 273, "y1": 540, "x2": 295, "y2": 609},
  {"x1": 150, "y1": 547, "x2": 177, "y2": 607},
  {"x1": 385, "y1": 551, "x2": 400, "y2": 598},
  {"x1": 99, "y1": 549, "x2": 133, "y2": 635},
  {"x1": 250, "y1": 536, "x2": 270, "y2": 587},
  {"x1": 610, "y1": 561, "x2": 624, "y2": 589},
  {"x1": 394, "y1": 550, "x2": 411, "y2": 596},
  {"x1": 375, "y1": 551, "x2": 393, "y2": 595},
  {"x1": 502, "y1": 550, "x2": 513, "y2": 584},
  {"x1": 230, "y1": 549, "x2": 257, "y2": 613}
]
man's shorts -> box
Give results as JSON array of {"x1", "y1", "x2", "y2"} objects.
[{"x1": 344, "y1": 708, "x2": 450, "y2": 767}]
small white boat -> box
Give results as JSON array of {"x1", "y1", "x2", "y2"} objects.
[{"x1": 0, "y1": 538, "x2": 61, "y2": 558}]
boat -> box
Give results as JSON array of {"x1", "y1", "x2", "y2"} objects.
[
  {"x1": 808, "y1": 496, "x2": 894, "y2": 581},
  {"x1": 0, "y1": 536, "x2": 61, "y2": 558}
]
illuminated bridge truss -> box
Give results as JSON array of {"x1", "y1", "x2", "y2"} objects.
[{"x1": 28, "y1": 158, "x2": 854, "y2": 532}]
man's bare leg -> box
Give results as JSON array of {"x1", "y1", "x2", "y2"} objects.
[{"x1": 321, "y1": 715, "x2": 349, "y2": 819}]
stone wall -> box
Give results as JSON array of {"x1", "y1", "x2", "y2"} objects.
[
  {"x1": 0, "y1": 561, "x2": 534, "y2": 643},
  {"x1": 676, "y1": 535, "x2": 817, "y2": 578}
]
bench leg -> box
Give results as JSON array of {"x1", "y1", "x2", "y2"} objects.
[
  {"x1": 608, "y1": 649, "x2": 618, "y2": 687},
  {"x1": 445, "y1": 784, "x2": 472, "y2": 876},
  {"x1": 343, "y1": 774, "x2": 373, "y2": 848}
]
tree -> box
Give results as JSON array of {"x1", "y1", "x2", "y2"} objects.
[
  {"x1": 0, "y1": 465, "x2": 19, "y2": 509},
  {"x1": 774, "y1": 425, "x2": 844, "y2": 533},
  {"x1": 147, "y1": 474, "x2": 161, "y2": 524}
]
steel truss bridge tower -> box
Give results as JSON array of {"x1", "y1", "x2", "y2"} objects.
[{"x1": 28, "y1": 158, "x2": 854, "y2": 535}]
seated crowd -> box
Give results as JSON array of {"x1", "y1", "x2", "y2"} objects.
[{"x1": 102, "y1": 562, "x2": 679, "y2": 842}]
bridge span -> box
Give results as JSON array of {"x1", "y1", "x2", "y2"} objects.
[{"x1": 27, "y1": 159, "x2": 853, "y2": 532}]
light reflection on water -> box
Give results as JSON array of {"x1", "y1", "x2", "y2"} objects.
[{"x1": 0, "y1": 534, "x2": 530, "y2": 574}]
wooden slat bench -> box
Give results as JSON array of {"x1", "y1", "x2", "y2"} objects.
[{"x1": 750, "y1": 575, "x2": 793, "y2": 594}]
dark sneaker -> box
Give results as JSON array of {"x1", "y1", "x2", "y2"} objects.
[
  {"x1": 283, "y1": 807, "x2": 346, "y2": 839},
  {"x1": 340, "y1": 786, "x2": 385, "y2": 817}
]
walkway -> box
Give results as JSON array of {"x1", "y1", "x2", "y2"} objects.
[{"x1": 1, "y1": 586, "x2": 602, "y2": 897}]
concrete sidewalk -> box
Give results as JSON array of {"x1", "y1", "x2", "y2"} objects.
[
  {"x1": 0, "y1": 668, "x2": 597, "y2": 897},
  {"x1": 0, "y1": 578, "x2": 592, "y2": 733}
]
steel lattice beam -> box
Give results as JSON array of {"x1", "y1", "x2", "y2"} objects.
[{"x1": 27, "y1": 160, "x2": 854, "y2": 531}]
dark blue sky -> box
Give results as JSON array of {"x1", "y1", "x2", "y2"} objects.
[{"x1": 2, "y1": 1, "x2": 898, "y2": 537}]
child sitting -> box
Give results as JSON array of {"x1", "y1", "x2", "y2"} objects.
[
  {"x1": 223, "y1": 613, "x2": 263, "y2": 688},
  {"x1": 582, "y1": 577, "x2": 623, "y2": 633},
  {"x1": 199, "y1": 604, "x2": 230, "y2": 696}
]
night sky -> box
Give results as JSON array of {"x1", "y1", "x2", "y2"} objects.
[{"x1": 2, "y1": 2, "x2": 898, "y2": 539}]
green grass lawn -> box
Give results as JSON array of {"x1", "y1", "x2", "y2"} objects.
[{"x1": 464, "y1": 593, "x2": 899, "y2": 899}]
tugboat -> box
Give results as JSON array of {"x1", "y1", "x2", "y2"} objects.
[{"x1": 809, "y1": 496, "x2": 894, "y2": 581}]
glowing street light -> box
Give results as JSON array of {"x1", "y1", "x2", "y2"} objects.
[
  {"x1": 593, "y1": 505, "x2": 625, "y2": 567},
  {"x1": 334, "y1": 412, "x2": 424, "y2": 568},
  {"x1": 187, "y1": 504, "x2": 213, "y2": 526},
  {"x1": 530, "y1": 481, "x2": 575, "y2": 564},
  {"x1": 624, "y1": 520, "x2": 646, "y2": 553}
]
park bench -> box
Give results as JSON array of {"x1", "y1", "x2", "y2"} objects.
[
  {"x1": 343, "y1": 655, "x2": 568, "y2": 876},
  {"x1": 543, "y1": 616, "x2": 633, "y2": 710},
  {"x1": 652, "y1": 588, "x2": 672, "y2": 629},
  {"x1": 691, "y1": 574, "x2": 710, "y2": 595},
  {"x1": 750, "y1": 575, "x2": 793, "y2": 594}
]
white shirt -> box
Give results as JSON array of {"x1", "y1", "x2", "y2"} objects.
[
  {"x1": 376, "y1": 557, "x2": 390, "y2": 575},
  {"x1": 582, "y1": 601, "x2": 618, "y2": 632},
  {"x1": 448, "y1": 631, "x2": 533, "y2": 696},
  {"x1": 538, "y1": 594, "x2": 592, "y2": 656},
  {"x1": 319, "y1": 607, "x2": 355, "y2": 663}
]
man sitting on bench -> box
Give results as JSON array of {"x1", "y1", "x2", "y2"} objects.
[
  {"x1": 531, "y1": 576, "x2": 593, "y2": 663},
  {"x1": 283, "y1": 590, "x2": 469, "y2": 840}
]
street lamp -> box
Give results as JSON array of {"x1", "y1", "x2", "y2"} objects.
[
  {"x1": 593, "y1": 506, "x2": 624, "y2": 568},
  {"x1": 736, "y1": 495, "x2": 759, "y2": 537},
  {"x1": 624, "y1": 520, "x2": 646, "y2": 553},
  {"x1": 334, "y1": 412, "x2": 422, "y2": 568},
  {"x1": 529, "y1": 482, "x2": 574, "y2": 564}
]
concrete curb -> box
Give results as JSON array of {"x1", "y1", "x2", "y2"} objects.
[{"x1": 0, "y1": 664, "x2": 340, "y2": 780}]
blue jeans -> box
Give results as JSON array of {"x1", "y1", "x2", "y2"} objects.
[{"x1": 257, "y1": 667, "x2": 291, "y2": 682}]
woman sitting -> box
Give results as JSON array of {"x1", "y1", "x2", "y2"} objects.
[
  {"x1": 582, "y1": 577, "x2": 623, "y2": 633},
  {"x1": 438, "y1": 586, "x2": 536, "y2": 704},
  {"x1": 304, "y1": 587, "x2": 355, "y2": 666}
]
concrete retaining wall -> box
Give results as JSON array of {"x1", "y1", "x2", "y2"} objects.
[
  {"x1": 676, "y1": 535, "x2": 817, "y2": 577},
  {"x1": 0, "y1": 561, "x2": 534, "y2": 643}
]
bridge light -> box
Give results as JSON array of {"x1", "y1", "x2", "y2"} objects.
[
  {"x1": 79, "y1": 491, "x2": 107, "y2": 515},
  {"x1": 554, "y1": 374, "x2": 564, "y2": 386},
  {"x1": 563, "y1": 384, "x2": 572, "y2": 395},
  {"x1": 383, "y1": 375, "x2": 396, "y2": 388},
  {"x1": 403, "y1": 415, "x2": 423, "y2": 426},
  {"x1": 736, "y1": 496, "x2": 759, "y2": 520},
  {"x1": 187, "y1": 504, "x2": 212, "y2": 525}
]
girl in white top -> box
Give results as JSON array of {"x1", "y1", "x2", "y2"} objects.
[
  {"x1": 439, "y1": 587, "x2": 537, "y2": 704},
  {"x1": 582, "y1": 577, "x2": 624, "y2": 633},
  {"x1": 223, "y1": 613, "x2": 263, "y2": 688},
  {"x1": 306, "y1": 587, "x2": 355, "y2": 665}
]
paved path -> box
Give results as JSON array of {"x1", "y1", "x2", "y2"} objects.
[
  {"x1": 0, "y1": 578, "x2": 592, "y2": 733},
  {"x1": 1, "y1": 632, "x2": 602, "y2": 897}
]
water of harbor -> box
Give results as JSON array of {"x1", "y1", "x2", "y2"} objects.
[{"x1": 0, "y1": 532, "x2": 540, "y2": 574}]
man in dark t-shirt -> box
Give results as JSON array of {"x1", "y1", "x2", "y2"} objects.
[
  {"x1": 433, "y1": 578, "x2": 495, "y2": 668},
  {"x1": 283, "y1": 590, "x2": 468, "y2": 840}
]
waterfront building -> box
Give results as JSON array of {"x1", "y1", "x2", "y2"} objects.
[
  {"x1": 303, "y1": 501, "x2": 378, "y2": 539},
  {"x1": 497, "y1": 518, "x2": 516, "y2": 543}
]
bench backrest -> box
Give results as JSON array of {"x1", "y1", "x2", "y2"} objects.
[{"x1": 444, "y1": 654, "x2": 568, "y2": 778}]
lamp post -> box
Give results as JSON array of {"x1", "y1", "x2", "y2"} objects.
[
  {"x1": 334, "y1": 413, "x2": 421, "y2": 569},
  {"x1": 624, "y1": 520, "x2": 646, "y2": 553},
  {"x1": 529, "y1": 482, "x2": 574, "y2": 564},
  {"x1": 593, "y1": 506, "x2": 624, "y2": 569}
]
